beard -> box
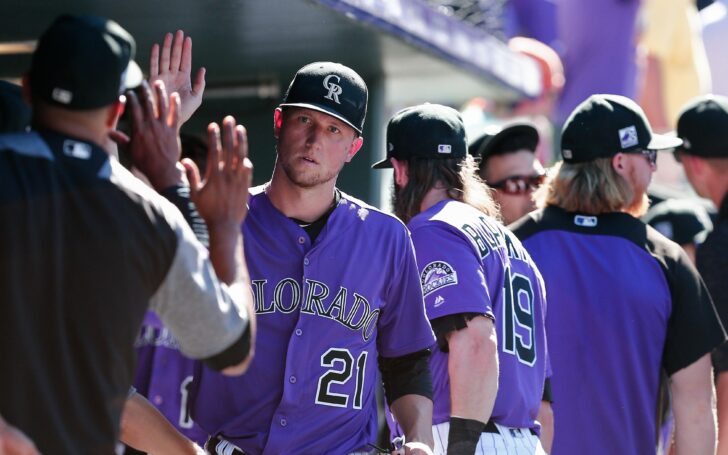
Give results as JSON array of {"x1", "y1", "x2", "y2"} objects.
[
  {"x1": 624, "y1": 165, "x2": 651, "y2": 217},
  {"x1": 625, "y1": 192, "x2": 650, "y2": 218},
  {"x1": 277, "y1": 154, "x2": 343, "y2": 189}
]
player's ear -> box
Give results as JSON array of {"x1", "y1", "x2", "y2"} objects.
[
  {"x1": 391, "y1": 158, "x2": 409, "y2": 187},
  {"x1": 106, "y1": 96, "x2": 126, "y2": 129},
  {"x1": 273, "y1": 108, "x2": 283, "y2": 138},
  {"x1": 612, "y1": 153, "x2": 628, "y2": 177},
  {"x1": 345, "y1": 136, "x2": 364, "y2": 162}
]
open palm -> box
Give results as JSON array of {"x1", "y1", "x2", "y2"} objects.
[{"x1": 149, "y1": 30, "x2": 205, "y2": 127}]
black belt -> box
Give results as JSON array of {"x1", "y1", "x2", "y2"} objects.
[
  {"x1": 205, "y1": 436, "x2": 246, "y2": 455},
  {"x1": 483, "y1": 420, "x2": 538, "y2": 436}
]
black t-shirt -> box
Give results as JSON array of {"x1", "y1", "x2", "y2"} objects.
[
  {"x1": 699, "y1": 194, "x2": 728, "y2": 372},
  {"x1": 0, "y1": 130, "x2": 248, "y2": 454}
]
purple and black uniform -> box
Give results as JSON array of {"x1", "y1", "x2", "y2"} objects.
[
  {"x1": 408, "y1": 200, "x2": 547, "y2": 431},
  {"x1": 512, "y1": 206, "x2": 726, "y2": 455},
  {"x1": 191, "y1": 186, "x2": 435, "y2": 455},
  {"x1": 131, "y1": 311, "x2": 208, "y2": 446}
]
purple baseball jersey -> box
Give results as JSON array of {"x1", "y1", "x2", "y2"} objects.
[
  {"x1": 405, "y1": 200, "x2": 548, "y2": 431},
  {"x1": 190, "y1": 186, "x2": 435, "y2": 455},
  {"x1": 132, "y1": 311, "x2": 209, "y2": 445},
  {"x1": 512, "y1": 206, "x2": 725, "y2": 455}
]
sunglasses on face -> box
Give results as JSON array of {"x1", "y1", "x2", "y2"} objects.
[
  {"x1": 489, "y1": 173, "x2": 546, "y2": 195},
  {"x1": 631, "y1": 149, "x2": 658, "y2": 166}
]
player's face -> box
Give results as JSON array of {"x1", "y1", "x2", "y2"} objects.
[
  {"x1": 274, "y1": 107, "x2": 362, "y2": 188},
  {"x1": 482, "y1": 150, "x2": 545, "y2": 225}
]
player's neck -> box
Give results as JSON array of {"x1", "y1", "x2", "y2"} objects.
[
  {"x1": 419, "y1": 186, "x2": 450, "y2": 213},
  {"x1": 267, "y1": 168, "x2": 338, "y2": 223}
]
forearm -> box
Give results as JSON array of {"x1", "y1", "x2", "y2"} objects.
[
  {"x1": 537, "y1": 401, "x2": 554, "y2": 454},
  {"x1": 207, "y1": 222, "x2": 246, "y2": 285},
  {"x1": 390, "y1": 394, "x2": 435, "y2": 448},
  {"x1": 671, "y1": 354, "x2": 716, "y2": 455},
  {"x1": 448, "y1": 318, "x2": 498, "y2": 423},
  {"x1": 120, "y1": 393, "x2": 201, "y2": 455}
]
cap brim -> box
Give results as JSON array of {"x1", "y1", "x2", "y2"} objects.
[
  {"x1": 123, "y1": 60, "x2": 144, "y2": 91},
  {"x1": 469, "y1": 122, "x2": 539, "y2": 159},
  {"x1": 371, "y1": 158, "x2": 392, "y2": 169},
  {"x1": 647, "y1": 132, "x2": 683, "y2": 151},
  {"x1": 279, "y1": 102, "x2": 362, "y2": 134}
]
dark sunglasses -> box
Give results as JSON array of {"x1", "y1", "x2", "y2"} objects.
[
  {"x1": 489, "y1": 173, "x2": 546, "y2": 195},
  {"x1": 630, "y1": 149, "x2": 657, "y2": 166}
]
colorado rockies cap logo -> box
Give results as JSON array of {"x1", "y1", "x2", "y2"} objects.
[
  {"x1": 618, "y1": 125, "x2": 638, "y2": 149},
  {"x1": 323, "y1": 74, "x2": 342, "y2": 104}
]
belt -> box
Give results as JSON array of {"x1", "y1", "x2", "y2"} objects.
[
  {"x1": 205, "y1": 436, "x2": 246, "y2": 455},
  {"x1": 483, "y1": 420, "x2": 538, "y2": 436}
]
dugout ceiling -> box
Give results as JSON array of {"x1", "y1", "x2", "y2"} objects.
[{"x1": 0, "y1": 0, "x2": 541, "y2": 205}]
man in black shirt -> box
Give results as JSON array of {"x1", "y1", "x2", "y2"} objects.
[
  {"x1": 0, "y1": 14, "x2": 255, "y2": 454},
  {"x1": 675, "y1": 94, "x2": 728, "y2": 455}
]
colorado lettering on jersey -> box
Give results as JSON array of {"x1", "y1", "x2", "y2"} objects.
[
  {"x1": 461, "y1": 216, "x2": 529, "y2": 262},
  {"x1": 251, "y1": 278, "x2": 380, "y2": 342}
]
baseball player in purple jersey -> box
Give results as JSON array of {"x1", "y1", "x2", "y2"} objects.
[
  {"x1": 511, "y1": 94, "x2": 726, "y2": 455},
  {"x1": 190, "y1": 62, "x2": 436, "y2": 455},
  {"x1": 373, "y1": 104, "x2": 548, "y2": 455}
]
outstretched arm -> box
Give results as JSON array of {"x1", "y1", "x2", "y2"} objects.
[{"x1": 127, "y1": 81, "x2": 255, "y2": 376}]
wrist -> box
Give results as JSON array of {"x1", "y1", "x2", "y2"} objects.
[
  {"x1": 148, "y1": 165, "x2": 185, "y2": 192},
  {"x1": 447, "y1": 417, "x2": 486, "y2": 455}
]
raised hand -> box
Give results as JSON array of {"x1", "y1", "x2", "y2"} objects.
[
  {"x1": 149, "y1": 30, "x2": 205, "y2": 127},
  {"x1": 182, "y1": 116, "x2": 253, "y2": 228},
  {"x1": 126, "y1": 80, "x2": 184, "y2": 190}
]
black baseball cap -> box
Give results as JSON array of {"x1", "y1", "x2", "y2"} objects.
[
  {"x1": 29, "y1": 14, "x2": 143, "y2": 110},
  {"x1": 279, "y1": 62, "x2": 368, "y2": 134},
  {"x1": 372, "y1": 103, "x2": 466, "y2": 169},
  {"x1": 561, "y1": 94, "x2": 682, "y2": 163},
  {"x1": 676, "y1": 95, "x2": 728, "y2": 158},
  {"x1": 644, "y1": 199, "x2": 713, "y2": 245},
  {"x1": 468, "y1": 121, "x2": 539, "y2": 160}
]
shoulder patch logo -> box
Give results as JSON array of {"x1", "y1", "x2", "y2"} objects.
[{"x1": 421, "y1": 261, "x2": 458, "y2": 296}]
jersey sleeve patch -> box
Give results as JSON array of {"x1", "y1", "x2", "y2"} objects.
[{"x1": 420, "y1": 261, "x2": 458, "y2": 297}]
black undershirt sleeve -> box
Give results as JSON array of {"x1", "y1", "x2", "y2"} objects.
[
  {"x1": 542, "y1": 377, "x2": 553, "y2": 403},
  {"x1": 430, "y1": 313, "x2": 491, "y2": 353},
  {"x1": 201, "y1": 323, "x2": 252, "y2": 371},
  {"x1": 379, "y1": 349, "x2": 433, "y2": 405},
  {"x1": 160, "y1": 184, "x2": 209, "y2": 248}
]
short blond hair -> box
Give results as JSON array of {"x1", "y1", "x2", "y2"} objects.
[{"x1": 534, "y1": 158, "x2": 635, "y2": 214}]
